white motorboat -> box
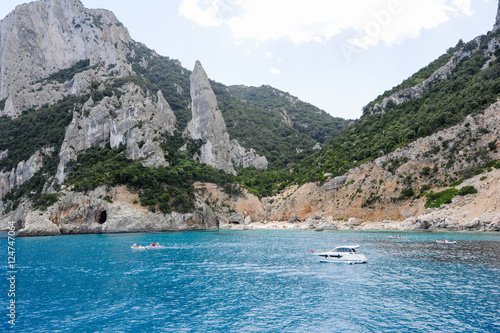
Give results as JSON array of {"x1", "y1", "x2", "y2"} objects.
[
  {"x1": 312, "y1": 245, "x2": 368, "y2": 264},
  {"x1": 436, "y1": 239, "x2": 457, "y2": 245}
]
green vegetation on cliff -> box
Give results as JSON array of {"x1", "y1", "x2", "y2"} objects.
[
  {"x1": 292, "y1": 33, "x2": 500, "y2": 182},
  {"x1": 425, "y1": 185, "x2": 478, "y2": 208},
  {"x1": 2, "y1": 153, "x2": 60, "y2": 212},
  {"x1": 115, "y1": 43, "x2": 348, "y2": 170},
  {"x1": 65, "y1": 133, "x2": 240, "y2": 213},
  {"x1": 227, "y1": 85, "x2": 350, "y2": 144},
  {"x1": 0, "y1": 95, "x2": 86, "y2": 171},
  {"x1": 36, "y1": 59, "x2": 92, "y2": 84},
  {"x1": 123, "y1": 43, "x2": 193, "y2": 128}
]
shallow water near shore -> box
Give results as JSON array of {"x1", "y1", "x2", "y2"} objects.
[{"x1": 1, "y1": 230, "x2": 500, "y2": 332}]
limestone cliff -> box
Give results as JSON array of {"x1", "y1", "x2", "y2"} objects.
[
  {"x1": 0, "y1": 148, "x2": 53, "y2": 199},
  {"x1": 55, "y1": 86, "x2": 176, "y2": 183},
  {"x1": 0, "y1": 186, "x2": 219, "y2": 236},
  {"x1": 495, "y1": 1, "x2": 500, "y2": 31},
  {"x1": 185, "y1": 61, "x2": 268, "y2": 174},
  {"x1": 0, "y1": 0, "x2": 133, "y2": 117}
]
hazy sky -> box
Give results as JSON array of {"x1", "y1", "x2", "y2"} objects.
[{"x1": 1, "y1": 0, "x2": 498, "y2": 119}]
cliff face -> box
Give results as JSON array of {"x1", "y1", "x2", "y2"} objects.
[
  {"x1": 8, "y1": 186, "x2": 219, "y2": 236},
  {"x1": 55, "y1": 87, "x2": 177, "y2": 183},
  {"x1": 197, "y1": 99, "x2": 500, "y2": 231},
  {"x1": 1, "y1": 0, "x2": 499, "y2": 235},
  {"x1": 0, "y1": 148, "x2": 53, "y2": 198},
  {"x1": 186, "y1": 61, "x2": 268, "y2": 174},
  {"x1": 0, "y1": 0, "x2": 133, "y2": 117},
  {"x1": 0, "y1": 0, "x2": 180, "y2": 190}
]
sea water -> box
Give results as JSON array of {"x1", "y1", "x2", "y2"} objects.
[{"x1": 1, "y1": 230, "x2": 499, "y2": 332}]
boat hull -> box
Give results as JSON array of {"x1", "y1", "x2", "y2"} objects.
[
  {"x1": 436, "y1": 240, "x2": 457, "y2": 245},
  {"x1": 316, "y1": 253, "x2": 368, "y2": 264}
]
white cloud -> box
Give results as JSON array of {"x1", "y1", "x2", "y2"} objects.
[
  {"x1": 178, "y1": 0, "x2": 475, "y2": 48},
  {"x1": 270, "y1": 67, "x2": 281, "y2": 75},
  {"x1": 178, "y1": 0, "x2": 223, "y2": 27}
]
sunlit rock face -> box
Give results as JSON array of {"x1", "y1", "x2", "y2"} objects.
[{"x1": 0, "y1": 0, "x2": 133, "y2": 117}]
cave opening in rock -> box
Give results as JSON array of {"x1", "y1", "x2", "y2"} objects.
[{"x1": 98, "y1": 210, "x2": 107, "y2": 224}]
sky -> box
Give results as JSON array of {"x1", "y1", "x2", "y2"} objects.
[{"x1": 0, "y1": 0, "x2": 498, "y2": 119}]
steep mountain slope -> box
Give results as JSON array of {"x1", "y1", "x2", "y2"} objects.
[
  {"x1": 228, "y1": 85, "x2": 350, "y2": 145},
  {"x1": 289, "y1": 22, "x2": 500, "y2": 185},
  {"x1": 219, "y1": 84, "x2": 351, "y2": 168},
  {"x1": 127, "y1": 43, "x2": 351, "y2": 169},
  {"x1": 0, "y1": 0, "x2": 348, "y2": 232},
  {"x1": 194, "y1": 3, "x2": 500, "y2": 230}
]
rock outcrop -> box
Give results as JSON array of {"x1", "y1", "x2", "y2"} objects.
[
  {"x1": 3, "y1": 186, "x2": 219, "y2": 236},
  {"x1": 495, "y1": 1, "x2": 500, "y2": 31},
  {"x1": 364, "y1": 47, "x2": 474, "y2": 115},
  {"x1": 0, "y1": 148, "x2": 53, "y2": 201},
  {"x1": 48, "y1": 192, "x2": 108, "y2": 234},
  {"x1": 185, "y1": 61, "x2": 268, "y2": 174},
  {"x1": 56, "y1": 86, "x2": 176, "y2": 183},
  {"x1": 0, "y1": 0, "x2": 133, "y2": 117}
]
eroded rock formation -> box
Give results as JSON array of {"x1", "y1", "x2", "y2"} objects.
[{"x1": 186, "y1": 61, "x2": 268, "y2": 174}]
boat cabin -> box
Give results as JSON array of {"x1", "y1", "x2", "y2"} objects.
[{"x1": 332, "y1": 245, "x2": 359, "y2": 253}]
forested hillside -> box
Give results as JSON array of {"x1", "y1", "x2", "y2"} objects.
[
  {"x1": 113, "y1": 43, "x2": 349, "y2": 170},
  {"x1": 309, "y1": 31, "x2": 500, "y2": 180},
  {"x1": 235, "y1": 30, "x2": 500, "y2": 197}
]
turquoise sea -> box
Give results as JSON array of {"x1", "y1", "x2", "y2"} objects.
[{"x1": 1, "y1": 230, "x2": 500, "y2": 332}]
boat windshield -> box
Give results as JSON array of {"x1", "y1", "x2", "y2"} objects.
[{"x1": 333, "y1": 247, "x2": 356, "y2": 252}]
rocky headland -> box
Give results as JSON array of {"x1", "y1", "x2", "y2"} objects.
[{"x1": 1, "y1": 0, "x2": 499, "y2": 236}]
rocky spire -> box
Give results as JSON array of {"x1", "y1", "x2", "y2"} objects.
[
  {"x1": 186, "y1": 61, "x2": 237, "y2": 175},
  {"x1": 495, "y1": 0, "x2": 500, "y2": 31},
  {"x1": 185, "y1": 61, "x2": 268, "y2": 175}
]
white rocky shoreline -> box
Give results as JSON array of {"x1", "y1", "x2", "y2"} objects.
[
  {"x1": 222, "y1": 215, "x2": 500, "y2": 233},
  {"x1": 4, "y1": 214, "x2": 499, "y2": 238}
]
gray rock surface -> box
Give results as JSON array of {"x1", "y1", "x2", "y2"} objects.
[
  {"x1": 0, "y1": 148, "x2": 54, "y2": 201},
  {"x1": 185, "y1": 61, "x2": 267, "y2": 174},
  {"x1": 56, "y1": 87, "x2": 176, "y2": 183},
  {"x1": 8, "y1": 190, "x2": 219, "y2": 236},
  {"x1": 49, "y1": 193, "x2": 109, "y2": 234},
  {"x1": 17, "y1": 211, "x2": 61, "y2": 237},
  {"x1": 322, "y1": 176, "x2": 347, "y2": 191},
  {"x1": 228, "y1": 212, "x2": 245, "y2": 224},
  {"x1": 0, "y1": 0, "x2": 133, "y2": 117}
]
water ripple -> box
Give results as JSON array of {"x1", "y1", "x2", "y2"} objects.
[{"x1": 2, "y1": 230, "x2": 499, "y2": 332}]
